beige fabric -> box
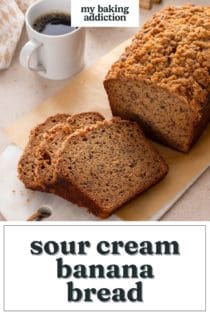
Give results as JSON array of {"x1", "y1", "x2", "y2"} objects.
[
  {"x1": 0, "y1": 0, "x2": 24, "y2": 70},
  {"x1": 0, "y1": 0, "x2": 37, "y2": 70},
  {"x1": 16, "y1": 0, "x2": 36, "y2": 12}
]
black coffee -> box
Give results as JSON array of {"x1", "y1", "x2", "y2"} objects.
[{"x1": 33, "y1": 12, "x2": 77, "y2": 36}]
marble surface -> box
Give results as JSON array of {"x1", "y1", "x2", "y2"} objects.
[{"x1": 0, "y1": 0, "x2": 209, "y2": 221}]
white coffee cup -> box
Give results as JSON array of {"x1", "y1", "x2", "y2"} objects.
[{"x1": 20, "y1": 0, "x2": 85, "y2": 80}]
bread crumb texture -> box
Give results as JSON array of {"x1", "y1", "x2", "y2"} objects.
[
  {"x1": 18, "y1": 114, "x2": 71, "y2": 190},
  {"x1": 106, "y1": 5, "x2": 210, "y2": 111},
  {"x1": 56, "y1": 119, "x2": 168, "y2": 217}
]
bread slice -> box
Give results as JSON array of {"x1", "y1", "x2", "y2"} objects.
[
  {"x1": 18, "y1": 114, "x2": 71, "y2": 190},
  {"x1": 56, "y1": 119, "x2": 168, "y2": 218},
  {"x1": 104, "y1": 5, "x2": 210, "y2": 152},
  {"x1": 35, "y1": 112, "x2": 104, "y2": 187}
]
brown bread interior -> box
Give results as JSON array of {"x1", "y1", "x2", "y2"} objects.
[
  {"x1": 56, "y1": 119, "x2": 168, "y2": 218},
  {"x1": 36, "y1": 112, "x2": 104, "y2": 187},
  {"x1": 104, "y1": 79, "x2": 209, "y2": 152},
  {"x1": 18, "y1": 114, "x2": 71, "y2": 190}
]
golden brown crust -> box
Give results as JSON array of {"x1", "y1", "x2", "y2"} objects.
[
  {"x1": 35, "y1": 123, "x2": 72, "y2": 186},
  {"x1": 105, "y1": 5, "x2": 210, "y2": 113},
  {"x1": 35, "y1": 112, "x2": 105, "y2": 187},
  {"x1": 104, "y1": 5, "x2": 210, "y2": 152},
  {"x1": 18, "y1": 114, "x2": 71, "y2": 190}
]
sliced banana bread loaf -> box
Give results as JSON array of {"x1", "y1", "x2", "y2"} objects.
[
  {"x1": 104, "y1": 5, "x2": 210, "y2": 152},
  {"x1": 35, "y1": 112, "x2": 104, "y2": 187},
  {"x1": 56, "y1": 119, "x2": 168, "y2": 218},
  {"x1": 18, "y1": 114, "x2": 71, "y2": 190}
]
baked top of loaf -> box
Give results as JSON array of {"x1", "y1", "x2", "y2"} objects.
[
  {"x1": 18, "y1": 113, "x2": 71, "y2": 190},
  {"x1": 105, "y1": 5, "x2": 210, "y2": 112},
  {"x1": 56, "y1": 119, "x2": 168, "y2": 217},
  {"x1": 36, "y1": 112, "x2": 104, "y2": 186}
]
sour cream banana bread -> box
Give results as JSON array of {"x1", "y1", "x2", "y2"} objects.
[
  {"x1": 104, "y1": 5, "x2": 210, "y2": 152},
  {"x1": 18, "y1": 113, "x2": 168, "y2": 218},
  {"x1": 18, "y1": 114, "x2": 71, "y2": 190},
  {"x1": 35, "y1": 112, "x2": 104, "y2": 187},
  {"x1": 18, "y1": 112, "x2": 104, "y2": 191},
  {"x1": 56, "y1": 118, "x2": 168, "y2": 218}
]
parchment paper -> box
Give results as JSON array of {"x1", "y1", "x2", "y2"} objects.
[{"x1": 5, "y1": 39, "x2": 210, "y2": 220}]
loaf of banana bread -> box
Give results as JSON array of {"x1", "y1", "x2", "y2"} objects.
[{"x1": 104, "y1": 5, "x2": 210, "y2": 152}]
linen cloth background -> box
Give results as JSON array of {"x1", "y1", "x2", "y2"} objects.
[{"x1": 0, "y1": 0, "x2": 36, "y2": 70}]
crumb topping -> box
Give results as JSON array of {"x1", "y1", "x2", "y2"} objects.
[{"x1": 106, "y1": 5, "x2": 210, "y2": 109}]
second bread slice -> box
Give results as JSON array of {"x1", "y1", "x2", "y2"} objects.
[
  {"x1": 35, "y1": 112, "x2": 104, "y2": 187},
  {"x1": 55, "y1": 118, "x2": 168, "y2": 218}
]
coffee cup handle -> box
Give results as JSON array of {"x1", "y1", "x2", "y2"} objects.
[{"x1": 20, "y1": 39, "x2": 45, "y2": 72}]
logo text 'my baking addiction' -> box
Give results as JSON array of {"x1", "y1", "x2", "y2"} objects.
[{"x1": 30, "y1": 239, "x2": 180, "y2": 303}]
